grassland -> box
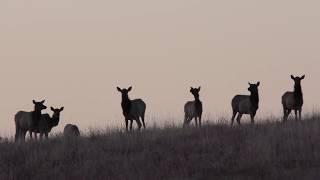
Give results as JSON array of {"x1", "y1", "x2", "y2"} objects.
[{"x1": 1, "y1": 115, "x2": 320, "y2": 180}]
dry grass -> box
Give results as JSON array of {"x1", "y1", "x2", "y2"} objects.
[{"x1": 1, "y1": 115, "x2": 320, "y2": 180}]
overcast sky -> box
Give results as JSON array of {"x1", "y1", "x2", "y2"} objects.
[{"x1": 0, "y1": 0, "x2": 319, "y2": 136}]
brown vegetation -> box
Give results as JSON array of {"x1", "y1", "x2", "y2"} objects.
[{"x1": 1, "y1": 115, "x2": 320, "y2": 180}]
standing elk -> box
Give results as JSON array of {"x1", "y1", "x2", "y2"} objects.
[
  {"x1": 15, "y1": 100, "x2": 47, "y2": 142},
  {"x1": 30, "y1": 107, "x2": 64, "y2": 140},
  {"x1": 231, "y1": 82, "x2": 260, "y2": 125},
  {"x1": 184, "y1": 87, "x2": 203, "y2": 127},
  {"x1": 117, "y1": 86, "x2": 146, "y2": 131},
  {"x1": 282, "y1": 75, "x2": 305, "y2": 122},
  {"x1": 39, "y1": 107, "x2": 64, "y2": 139}
]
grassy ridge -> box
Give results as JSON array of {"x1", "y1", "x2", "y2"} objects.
[{"x1": 1, "y1": 116, "x2": 320, "y2": 180}]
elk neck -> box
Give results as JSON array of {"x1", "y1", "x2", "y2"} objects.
[
  {"x1": 294, "y1": 83, "x2": 303, "y2": 98},
  {"x1": 294, "y1": 82, "x2": 303, "y2": 105},
  {"x1": 193, "y1": 95, "x2": 202, "y2": 112},
  {"x1": 194, "y1": 95, "x2": 201, "y2": 103},
  {"x1": 50, "y1": 113, "x2": 60, "y2": 127},
  {"x1": 250, "y1": 90, "x2": 259, "y2": 109},
  {"x1": 121, "y1": 94, "x2": 132, "y2": 115},
  {"x1": 32, "y1": 108, "x2": 42, "y2": 126}
]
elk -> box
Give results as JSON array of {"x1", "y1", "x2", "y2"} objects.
[
  {"x1": 117, "y1": 86, "x2": 146, "y2": 131},
  {"x1": 184, "y1": 87, "x2": 203, "y2": 127},
  {"x1": 39, "y1": 107, "x2": 64, "y2": 139},
  {"x1": 282, "y1": 75, "x2": 305, "y2": 122},
  {"x1": 15, "y1": 100, "x2": 47, "y2": 142},
  {"x1": 31, "y1": 107, "x2": 64, "y2": 139},
  {"x1": 231, "y1": 82, "x2": 260, "y2": 125},
  {"x1": 64, "y1": 124, "x2": 80, "y2": 137}
]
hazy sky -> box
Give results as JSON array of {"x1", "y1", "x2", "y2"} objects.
[{"x1": 0, "y1": 0, "x2": 320, "y2": 136}]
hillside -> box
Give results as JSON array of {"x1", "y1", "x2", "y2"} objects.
[{"x1": 1, "y1": 116, "x2": 320, "y2": 180}]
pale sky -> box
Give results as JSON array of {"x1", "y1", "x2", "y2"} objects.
[{"x1": 0, "y1": 0, "x2": 320, "y2": 136}]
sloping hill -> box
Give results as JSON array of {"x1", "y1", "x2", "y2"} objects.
[{"x1": 1, "y1": 116, "x2": 320, "y2": 180}]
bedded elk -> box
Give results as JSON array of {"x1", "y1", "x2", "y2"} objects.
[
  {"x1": 231, "y1": 82, "x2": 260, "y2": 125},
  {"x1": 117, "y1": 86, "x2": 146, "y2": 131},
  {"x1": 282, "y1": 75, "x2": 305, "y2": 122},
  {"x1": 64, "y1": 124, "x2": 80, "y2": 137}
]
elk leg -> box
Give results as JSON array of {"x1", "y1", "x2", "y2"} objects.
[
  {"x1": 136, "y1": 119, "x2": 142, "y2": 130},
  {"x1": 250, "y1": 113, "x2": 255, "y2": 124},
  {"x1": 286, "y1": 110, "x2": 292, "y2": 121},
  {"x1": 188, "y1": 117, "x2": 193, "y2": 125},
  {"x1": 299, "y1": 109, "x2": 302, "y2": 120},
  {"x1": 283, "y1": 110, "x2": 287, "y2": 122},
  {"x1": 22, "y1": 131, "x2": 27, "y2": 141},
  {"x1": 236, "y1": 114, "x2": 243, "y2": 125},
  {"x1": 231, "y1": 111, "x2": 237, "y2": 126},
  {"x1": 15, "y1": 128, "x2": 21, "y2": 142},
  {"x1": 125, "y1": 119, "x2": 129, "y2": 132},
  {"x1": 45, "y1": 133, "x2": 49, "y2": 139},
  {"x1": 18, "y1": 130, "x2": 22, "y2": 142},
  {"x1": 141, "y1": 116, "x2": 146, "y2": 129},
  {"x1": 195, "y1": 117, "x2": 198, "y2": 127},
  {"x1": 294, "y1": 110, "x2": 298, "y2": 121},
  {"x1": 183, "y1": 115, "x2": 189, "y2": 127},
  {"x1": 29, "y1": 131, "x2": 33, "y2": 139},
  {"x1": 283, "y1": 106, "x2": 287, "y2": 122},
  {"x1": 199, "y1": 115, "x2": 202, "y2": 127},
  {"x1": 130, "y1": 120, "x2": 133, "y2": 131}
]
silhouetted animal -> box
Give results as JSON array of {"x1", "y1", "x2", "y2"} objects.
[
  {"x1": 231, "y1": 82, "x2": 260, "y2": 125},
  {"x1": 39, "y1": 107, "x2": 64, "y2": 139},
  {"x1": 282, "y1": 75, "x2": 305, "y2": 122},
  {"x1": 30, "y1": 107, "x2": 64, "y2": 139},
  {"x1": 64, "y1": 124, "x2": 80, "y2": 137},
  {"x1": 184, "y1": 87, "x2": 203, "y2": 127},
  {"x1": 15, "y1": 100, "x2": 47, "y2": 142},
  {"x1": 117, "y1": 86, "x2": 146, "y2": 131}
]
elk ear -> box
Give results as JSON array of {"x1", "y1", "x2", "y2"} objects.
[
  {"x1": 248, "y1": 82, "x2": 252, "y2": 86},
  {"x1": 291, "y1": 75, "x2": 295, "y2": 80},
  {"x1": 33, "y1": 100, "x2": 36, "y2": 104},
  {"x1": 51, "y1": 107, "x2": 55, "y2": 111},
  {"x1": 257, "y1": 82, "x2": 260, "y2": 86},
  {"x1": 128, "y1": 86, "x2": 132, "y2": 92},
  {"x1": 41, "y1": 100, "x2": 45, "y2": 104},
  {"x1": 117, "y1": 87, "x2": 122, "y2": 92},
  {"x1": 301, "y1": 75, "x2": 305, "y2": 80},
  {"x1": 60, "y1": 107, "x2": 64, "y2": 111},
  {"x1": 198, "y1": 86, "x2": 201, "y2": 91}
]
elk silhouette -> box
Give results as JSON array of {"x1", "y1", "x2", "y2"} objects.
[
  {"x1": 184, "y1": 87, "x2": 203, "y2": 127},
  {"x1": 117, "y1": 86, "x2": 146, "y2": 131},
  {"x1": 36, "y1": 107, "x2": 64, "y2": 139},
  {"x1": 15, "y1": 100, "x2": 47, "y2": 142},
  {"x1": 64, "y1": 124, "x2": 80, "y2": 137},
  {"x1": 282, "y1": 75, "x2": 305, "y2": 122},
  {"x1": 231, "y1": 82, "x2": 260, "y2": 125}
]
